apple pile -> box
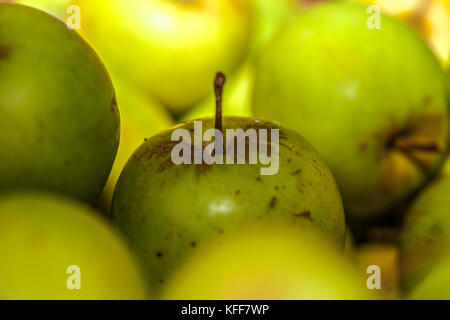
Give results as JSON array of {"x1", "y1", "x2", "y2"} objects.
[{"x1": 0, "y1": 0, "x2": 449, "y2": 300}]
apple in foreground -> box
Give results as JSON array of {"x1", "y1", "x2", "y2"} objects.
[
  {"x1": 0, "y1": 3, "x2": 119, "y2": 203},
  {"x1": 253, "y1": 2, "x2": 449, "y2": 220},
  {"x1": 112, "y1": 73, "x2": 346, "y2": 292},
  {"x1": 0, "y1": 193, "x2": 149, "y2": 299},
  {"x1": 163, "y1": 226, "x2": 371, "y2": 299}
]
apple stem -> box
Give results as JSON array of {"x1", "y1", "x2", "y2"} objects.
[
  {"x1": 214, "y1": 72, "x2": 225, "y2": 133},
  {"x1": 214, "y1": 72, "x2": 225, "y2": 157}
]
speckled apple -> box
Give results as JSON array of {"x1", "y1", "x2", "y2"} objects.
[
  {"x1": 0, "y1": 4, "x2": 119, "y2": 203},
  {"x1": 112, "y1": 111, "x2": 346, "y2": 292}
]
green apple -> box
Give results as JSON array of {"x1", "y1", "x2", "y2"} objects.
[
  {"x1": 253, "y1": 2, "x2": 449, "y2": 220},
  {"x1": 0, "y1": 4, "x2": 119, "y2": 203},
  {"x1": 62, "y1": 0, "x2": 251, "y2": 115},
  {"x1": 163, "y1": 226, "x2": 371, "y2": 299},
  {"x1": 0, "y1": 192, "x2": 149, "y2": 299},
  {"x1": 97, "y1": 77, "x2": 173, "y2": 214},
  {"x1": 349, "y1": 0, "x2": 449, "y2": 67},
  {"x1": 399, "y1": 161, "x2": 450, "y2": 294},
  {"x1": 112, "y1": 75, "x2": 346, "y2": 292},
  {"x1": 409, "y1": 257, "x2": 450, "y2": 300}
]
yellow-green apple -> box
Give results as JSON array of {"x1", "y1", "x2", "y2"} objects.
[
  {"x1": 349, "y1": 0, "x2": 449, "y2": 67},
  {"x1": 69, "y1": 0, "x2": 252, "y2": 115},
  {"x1": 112, "y1": 74, "x2": 346, "y2": 293},
  {"x1": 0, "y1": 192, "x2": 149, "y2": 299},
  {"x1": 163, "y1": 226, "x2": 372, "y2": 299},
  {"x1": 253, "y1": 2, "x2": 449, "y2": 220}
]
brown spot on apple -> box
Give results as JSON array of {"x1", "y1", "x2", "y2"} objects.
[
  {"x1": 0, "y1": 45, "x2": 12, "y2": 60},
  {"x1": 293, "y1": 210, "x2": 313, "y2": 222},
  {"x1": 359, "y1": 142, "x2": 368, "y2": 152},
  {"x1": 269, "y1": 196, "x2": 277, "y2": 209}
]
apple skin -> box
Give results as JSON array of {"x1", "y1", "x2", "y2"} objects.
[
  {"x1": 446, "y1": 66, "x2": 450, "y2": 104},
  {"x1": 349, "y1": 0, "x2": 449, "y2": 67},
  {"x1": 399, "y1": 163, "x2": 450, "y2": 294},
  {"x1": 10, "y1": 0, "x2": 69, "y2": 15},
  {"x1": 163, "y1": 226, "x2": 371, "y2": 300},
  {"x1": 0, "y1": 193, "x2": 149, "y2": 299},
  {"x1": 67, "y1": 0, "x2": 251, "y2": 114},
  {"x1": 97, "y1": 77, "x2": 173, "y2": 214},
  {"x1": 253, "y1": 2, "x2": 449, "y2": 220},
  {"x1": 0, "y1": 4, "x2": 119, "y2": 204},
  {"x1": 408, "y1": 257, "x2": 450, "y2": 300},
  {"x1": 245, "y1": 0, "x2": 301, "y2": 56},
  {"x1": 112, "y1": 117, "x2": 346, "y2": 292}
]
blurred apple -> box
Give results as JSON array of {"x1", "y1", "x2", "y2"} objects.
[
  {"x1": 253, "y1": 2, "x2": 449, "y2": 220},
  {"x1": 13, "y1": 0, "x2": 251, "y2": 114},
  {"x1": 163, "y1": 226, "x2": 372, "y2": 299},
  {"x1": 0, "y1": 192, "x2": 149, "y2": 299},
  {"x1": 183, "y1": 0, "x2": 325, "y2": 121},
  {"x1": 247, "y1": 0, "x2": 332, "y2": 54},
  {"x1": 399, "y1": 158, "x2": 450, "y2": 293},
  {"x1": 97, "y1": 76, "x2": 173, "y2": 214},
  {"x1": 72, "y1": 0, "x2": 251, "y2": 115},
  {"x1": 344, "y1": 229, "x2": 356, "y2": 258},
  {"x1": 409, "y1": 257, "x2": 450, "y2": 299},
  {"x1": 11, "y1": 0, "x2": 70, "y2": 16},
  {"x1": 245, "y1": 0, "x2": 300, "y2": 56},
  {"x1": 11, "y1": 1, "x2": 175, "y2": 211},
  {"x1": 350, "y1": 0, "x2": 449, "y2": 67}
]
